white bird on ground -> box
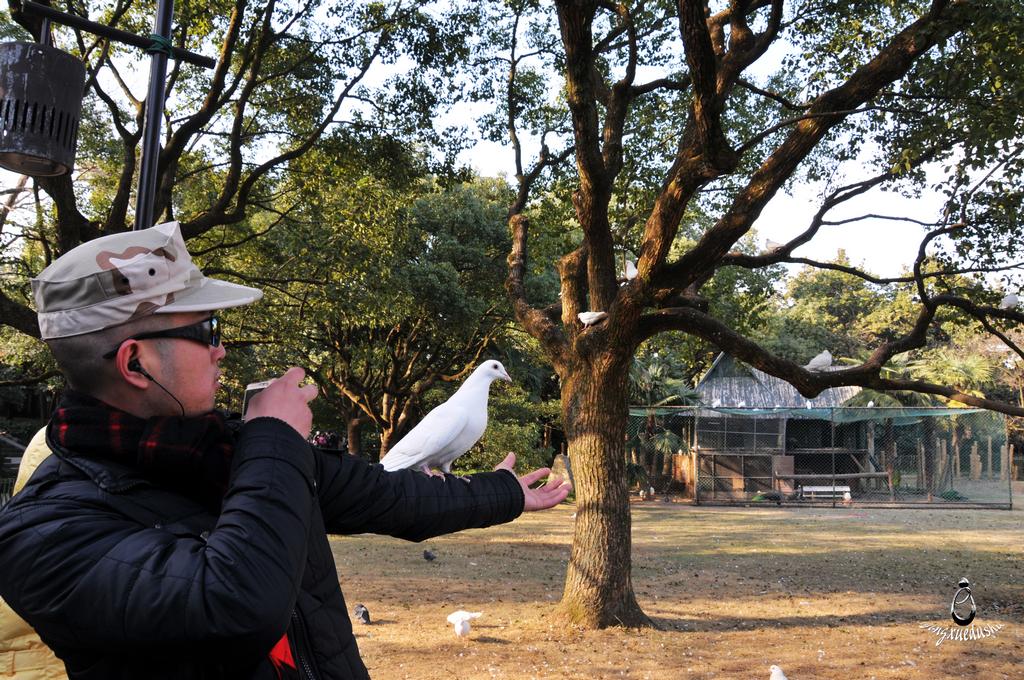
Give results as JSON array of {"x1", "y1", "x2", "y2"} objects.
[
  {"x1": 379, "y1": 361, "x2": 512, "y2": 475},
  {"x1": 805, "y1": 349, "x2": 833, "y2": 371},
  {"x1": 866, "y1": 400, "x2": 875, "y2": 408},
  {"x1": 999, "y1": 293, "x2": 1018, "y2": 310},
  {"x1": 624, "y1": 259, "x2": 638, "y2": 281},
  {"x1": 766, "y1": 239, "x2": 784, "y2": 252},
  {"x1": 769, "y1": 664, "x2": 789, "y2": 680},
  {"x1": 842, "y1": 490, "x2": 853, "y2": 506},
  {"x1": 447, "y1": 610, "x2": 482, "y2": 638},
  {"x1": 578, "y1": 311, "x2": 608, "y2": 327}
]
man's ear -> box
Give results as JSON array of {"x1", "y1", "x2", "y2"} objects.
[{"x1": 115, "y1": 341, "x2": 151, "y2": 389}]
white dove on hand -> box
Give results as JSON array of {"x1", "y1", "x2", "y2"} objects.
[
  {"x1": 447, "y1": 610, "x2": 482, "y2": 637},
  {"x1": 379, "y1": 361, "x2": 511, "y2": 475}
]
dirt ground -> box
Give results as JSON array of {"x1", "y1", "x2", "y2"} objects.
[{"x1": 330, "y1": 500, "x2": 1023, "y2": 680}]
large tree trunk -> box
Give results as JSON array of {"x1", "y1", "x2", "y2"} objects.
[
  {"x1": 379, "y1": 428, "x2": 399, "y2": 458},
  {"x1": 347, "y1": 416, "x2": 369, "y2": 458},
  {"x1": 559, "y1": 356, "x2": 651, "y2": 628}
]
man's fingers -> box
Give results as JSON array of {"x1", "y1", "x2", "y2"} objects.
[
  {"x1": 272, "y1": 367, "x2": 317, "y2": 402},
  {"x1": 299, "y1": 382, "x2": 318, "y2": 402},
  {"x1": 519, "y1": 467, "x2": 551, "y2": 487},
  {"x1": 494, "y1": 452, "x2": 516, "y2": 471},
  {"x1": 281, "y1": 366, "x2": 306, "y2": 385},
  {"x1": 521, "y1": 475, "x2": 572, "y2": 511}
]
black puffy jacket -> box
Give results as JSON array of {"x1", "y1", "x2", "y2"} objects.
[{"x1": 0, "y1": 417, "x2": 524, "y2": 679}]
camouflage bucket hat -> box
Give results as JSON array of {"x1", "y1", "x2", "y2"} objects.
[{"x1": 32, "y1": 221, "x2": 263, "y2": 339}]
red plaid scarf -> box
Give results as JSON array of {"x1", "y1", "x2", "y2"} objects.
[{"x1": 48, "y1": 390, "x2": 235, "y2": 510}]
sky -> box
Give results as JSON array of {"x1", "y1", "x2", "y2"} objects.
[{"x1": 459, "y1": 136, "x2": 944, "y2": 281}]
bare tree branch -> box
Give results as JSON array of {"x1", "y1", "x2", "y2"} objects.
[
  {"x1": 657, "y1": 4, "x2": 969, "y2": 291},
  {"x1": 637, "y1": 302, "x2": 1024, "y2": 416}
]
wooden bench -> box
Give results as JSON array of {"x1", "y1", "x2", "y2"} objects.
[{"x1": 799, "y1": 484, "x2": 851, "y2": 500}]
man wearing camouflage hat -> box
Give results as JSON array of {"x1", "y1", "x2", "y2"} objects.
[{"x1": 0, "y1": 223, "x2": 570, "y2": 679}]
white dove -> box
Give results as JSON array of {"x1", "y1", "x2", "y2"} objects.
[
  {"x1": 804, "y1": 349, "x2": 832, "y2": 371},
  {"x1": 766, "y1": 239, "x2": 784, "y2": 252},
  {"x1": 623, "y1": 259, "x2": 638, "y2": 281},
  {"x1": 379, "y1": 361, "x2": 511, "y2": 475},
  {"x1": 999, "y1": 293, "x2": 1018, "y2": 310},
  {"x1": 446, "y1": 610, "x2": 482, "y2": 638},
  {"x1": 769, "y1": 665, "x2": 789, "y2": 680},
  {"x1": 578, "y1": 311, "x2": 608, "y2": 327}
]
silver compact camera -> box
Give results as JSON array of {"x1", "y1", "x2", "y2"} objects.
[{"x1": 241, "y1": 380, "x2": 273, "y2": 415}]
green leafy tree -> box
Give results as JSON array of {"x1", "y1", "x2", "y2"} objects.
[
  {"x1": 0, "y1": 0, "x2": 482, "y2": 340},
  {"x1": 209, "y1": 149, "x2": 517, "y2": 457}
]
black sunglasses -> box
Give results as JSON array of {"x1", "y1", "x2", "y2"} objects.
[{"x1": 102, "y1": 316, "x2": 221, "y2": 359}]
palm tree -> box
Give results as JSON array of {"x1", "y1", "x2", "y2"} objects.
[
  {"x1": 627, "y1": 354, "x2": 701, "y2": 488},
  {"x1": 845, "y1": 348, "x2": 1000, "y2": 499}
]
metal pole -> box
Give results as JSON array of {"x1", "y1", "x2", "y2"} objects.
[
  {"x1": 134, "y1": 0, "x2": 175, "y2": 231},
  {"x1": 1007, "y1": 415, "x2": 1013, "y2": 510},
  {"x1": 22, "y1": 2, "x2": 213, "y2": 67},
  {"x1": 831, "y1": 408, "x2": 836, "y2": 508},
  {"x1": 693, "y1": 406, "x2": 700, "y2": 505}
]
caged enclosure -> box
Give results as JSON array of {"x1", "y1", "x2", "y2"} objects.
[
  {"x1": 626, "y1": 355, "x2": 1015, "y2": 508},
  {"x1": 627, "y1": 406, "x2": 1013, "y2": 508}
]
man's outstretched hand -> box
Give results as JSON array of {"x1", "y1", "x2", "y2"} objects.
[{"x1": 494, "y1": 453, "x2": 572, "y2": 512}]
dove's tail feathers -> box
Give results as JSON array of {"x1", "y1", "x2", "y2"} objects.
[
  {"x1": 378, "y1": 446, "x2": 424, "y2": 471},
  {"x1": 446, "y1": 611, "x2": 483, "y2": 624}
]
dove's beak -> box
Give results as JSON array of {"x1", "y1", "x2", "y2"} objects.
[{"x1": 501, "y1": 369, "x2": 512, "y2": 382}]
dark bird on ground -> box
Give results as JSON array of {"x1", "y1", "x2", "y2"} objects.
[
  {"x1": 353, "y1": 604, "x2": 370, "y2": 625},
  {"x1": 423, "y1": 549, "x2": 437, "y2": 562},
  {"x1": 751, "y1": 490, "x2": 784, "y2": 506}
]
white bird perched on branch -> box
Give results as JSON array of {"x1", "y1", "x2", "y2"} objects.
[
  {"x1": 769, "y1": 665, "x2": 789, "y2": 680},
  {"x1": 999, "y1": 293, "x2": 1018, "y2": 309},
  {"x1": 766, "y1": 239, "x2": 784, "y2": 252},
  {"x1": 623, "y1": 259, "x2": 638, "y2": 281},
  {"x1": 379, "y1": 361, "x2": 512, "y2": 475},
  {"x1": 804, "y1": 349, "x2": 832, "y2": 371},
  {"x1": 578, "y1": 311, "x2": 608, "y2": 327},
  {"x1": 447, "y1": 610, "x2": 482, "y2": 638}
]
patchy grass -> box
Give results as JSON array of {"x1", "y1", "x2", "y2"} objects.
[{"x1": 330, "y1": 502, "x2": 1023, "y2": 679}]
